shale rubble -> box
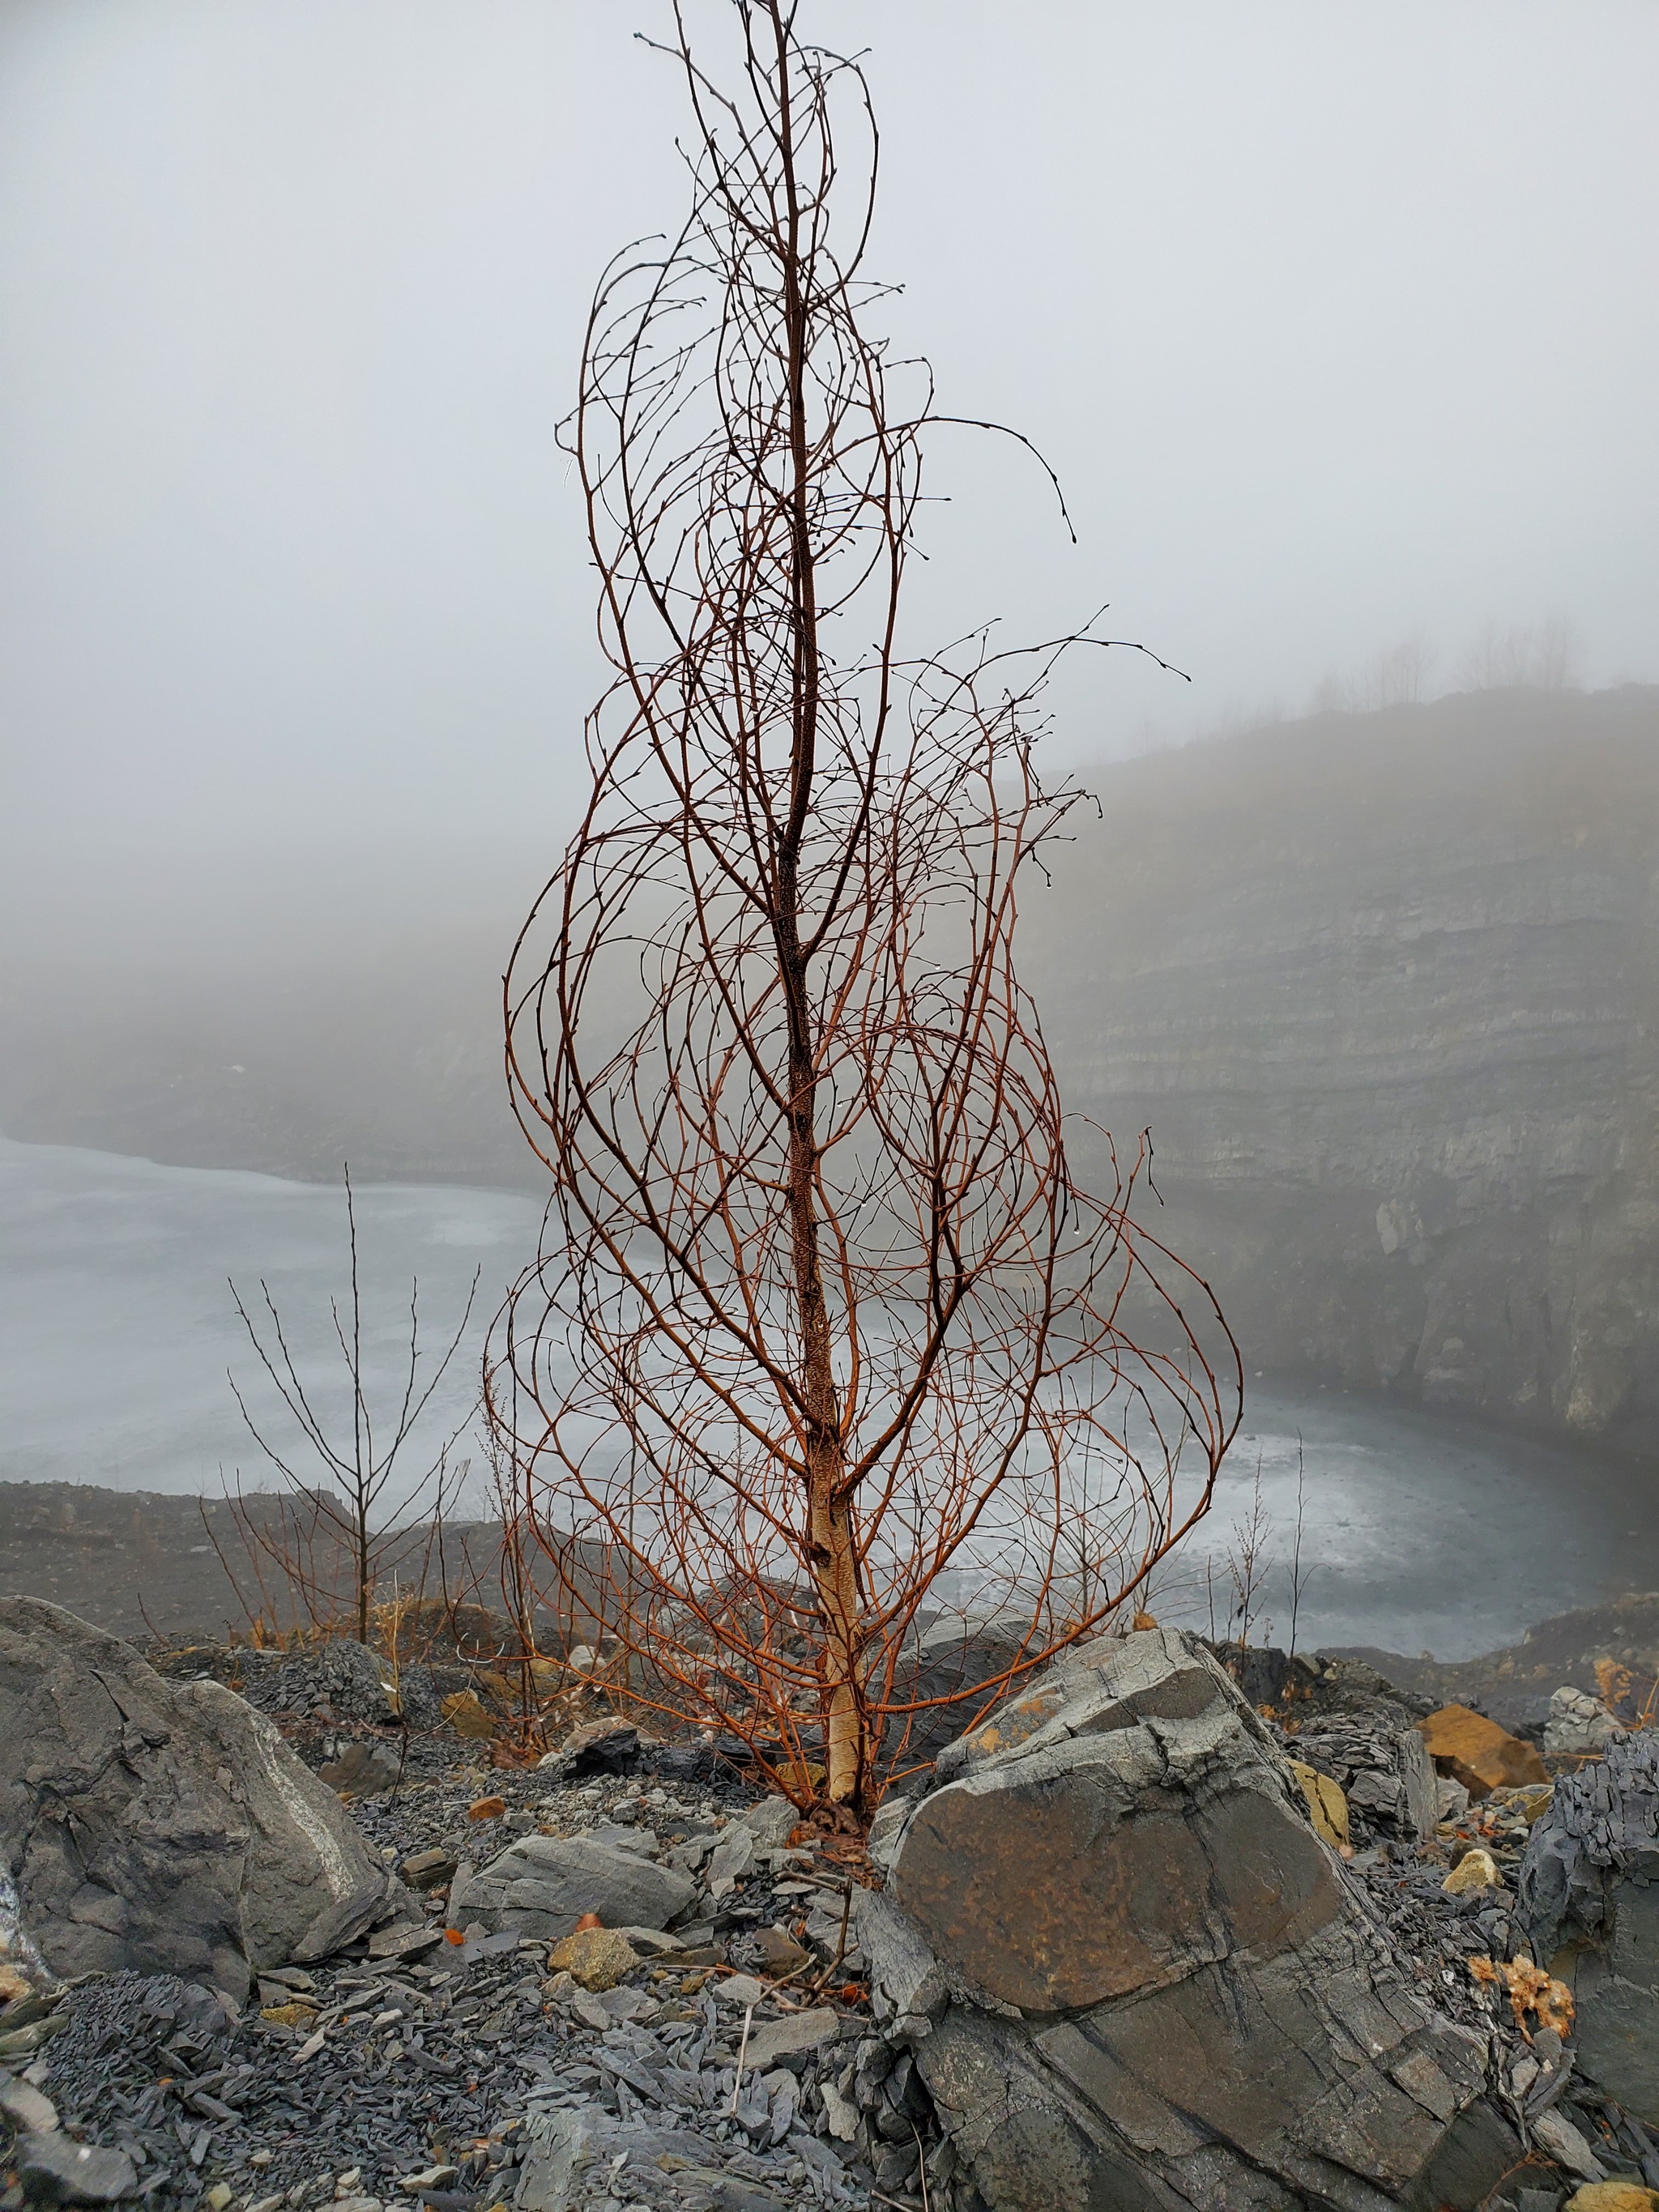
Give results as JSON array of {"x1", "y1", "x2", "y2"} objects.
[{"x1": 1, "y1": 1600, "x2": 1657, "y2": 2212}]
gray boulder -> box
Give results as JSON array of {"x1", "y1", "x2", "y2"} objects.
[
  {"x1": 1541, "y1": 1685, "x2": 1627, "y2": 1759},
  {"x1": 878, "y1": 1625, "x2": 1518, "y2": 2210},
  {"x1": 448, "y1": 1833, "x2": 696, "y2": 1941},
  {"x1": 1517, "y1": 1729, "x2": 1659, "y2": 2123},
  {"x1": 0, "y1": 1599, "x2": 393, "y2": 2002},
  {"x1": 886, "y1": 1612, "x2": 1039, "y2": 1774}
]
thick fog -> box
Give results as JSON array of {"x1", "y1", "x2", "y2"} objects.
[{"x1": 1, "y1": 0, "x2": 1655, "y2": 973}]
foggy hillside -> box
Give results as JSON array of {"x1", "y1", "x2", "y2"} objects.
[
  {"x1": 4, "y1": 683, "x2": 1655, "y2": 1447},
  {"x1": 1030, "y1": 682, "x2": 1659, "y2": 1455}
]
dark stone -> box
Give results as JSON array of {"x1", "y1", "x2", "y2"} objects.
[
  {"x1": 288, "y1": 1878, "x2": 389, "y2": 1964},
  {"x1": 650, "y1": 1744, "x2": 714, "y2": 1784},
  {"x1": 552, "y1": 1720, "x2": 641, "y2": 1779},
  {"x1": 887, "y1": 1612, "x2": 1040, "y2": 1773},
  {"x1": 401, "y1": 1848, "x2": 458, "y2": 1890},
  {"x1": 318, "y1": 1740, "x2": 403, "y2": 1796},
  {"x1": 15, "y1": 2130, "x2": 137, "y2": 2204}
]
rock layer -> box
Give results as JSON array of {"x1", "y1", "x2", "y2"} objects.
[
  {"x1": 0, "y1": 1598, "x2": 390, "y2": 2000},
  {"x1": 882, "y1": 1626, "x2": 1519, "y2": 2209},
  {"x1": 1519, "y1": 1732, "x2": 1659, "y2": 2124},
  {"x1": 1025, "y1": 687, "x2": 1659, "y2": 1450}
]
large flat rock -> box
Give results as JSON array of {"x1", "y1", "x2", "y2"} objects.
[
  {"x1": 449, "y1": 1832, "x2": 696, "y2": 1941},
  {"x1": 879, "y1": 1626, "x2": 1520, "y2": 2210},
  {"x1": 900, "y1": 1626, "x2": 1341, "y2": 2012}
]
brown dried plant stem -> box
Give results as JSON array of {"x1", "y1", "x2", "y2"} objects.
[{"x1": 493, "y1": 1, "x2": 1241, "y2": 1812}]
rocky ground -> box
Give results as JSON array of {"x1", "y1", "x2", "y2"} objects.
[
  {"x1": 1333, "y1": 1590, "x2": 1659, "y2": 1737},
  {"x1": 0, "y1": 1485, "x2": 518, "y2": 1648},
  {"x1": 3, "y1": 1613, "x2": 1659, "y2": 2212},
  {"x1": 1, "y1": 1634, "x2": 896, "y2": 2212}
]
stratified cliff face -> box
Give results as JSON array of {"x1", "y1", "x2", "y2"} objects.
[{"x1": 1024, "y1": 685, "x2": 1659, "y2": 1451}]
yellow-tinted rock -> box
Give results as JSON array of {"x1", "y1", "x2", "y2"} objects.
[
  {"x1": 1469, "y1": 1952, "x2": 1575, "y2": 2038},
  {"x1": 1417, "y1": 1706, "x2": 1547, "y2": 1798},
  {"x1": 1289, "y1": 1759, "x2": 1350, "y2": 1848},
  {"x1": 1566, "y1": 2187, "x2": 1659, "y2": 2212},
  {"x1": 260, "y1": 2001, "x2": 320, "y2": 2028},
  {"x1": 1443, "y1": 1848, "x2": 1503, "y2": 1895},
  {"x1": 547, "y1": 1926, "x2": 639, "y2": 1991},
  {"x1": 441, "y1": 1689, "x2": 497, "y2": 1741}
]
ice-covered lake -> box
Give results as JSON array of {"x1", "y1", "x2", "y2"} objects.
[{"x1": 2, "y1": 1135, "x2": 1652, "y2": 1659}]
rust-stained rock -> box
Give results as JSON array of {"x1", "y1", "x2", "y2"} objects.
[
  {"x1": 1443, "y1": 1847, "x2": 1504, "y2": 1894},
  {"x1": 440, "y1": 1689, "x2": 497, "y2": 1741},
  {"x1": 399, "y1": 1848, "x2": 457, "y2": 1891},
  {"x1": 1415, "y1": 1704, "x2": 1547, "y2": 1797},
  {"x1": 876, "y1": 1626, "x2": 1520, "y2": 2212},
  {"x1": 901, "y1": 1629, "x2": 1343, "y2": 2014},
  {"x1": 547, "y1": 1925, "x2": 638, "y2": 1990},
  {"x1": 1288, "y1": 1758, "x2": 1350, "y2": 1848}
]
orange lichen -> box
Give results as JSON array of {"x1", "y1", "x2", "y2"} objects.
[{"x1": 1469, "y1": 1954, "x2": 1575, "y2": 2041}]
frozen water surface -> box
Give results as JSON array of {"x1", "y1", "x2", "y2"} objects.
[{"x1": 1, "y1": 1136, "x2": 1652, "y2": 1659}]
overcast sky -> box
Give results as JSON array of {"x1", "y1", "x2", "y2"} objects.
[{"x1": 2, "y1": 0, "x2": 1655, "y2": 954}]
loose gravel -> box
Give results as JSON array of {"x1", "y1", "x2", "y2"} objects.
[{"x1": 11, "y1": 1695, "x2": 877, "y2": 2212}]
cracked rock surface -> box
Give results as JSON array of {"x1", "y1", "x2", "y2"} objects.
[
  {"x1": 881, "y1": 1626, "x2": 1520, "y2": 2210},
  {"x1": 1519, "y1": 1731, "x2": 1659, "y2": 2125}
]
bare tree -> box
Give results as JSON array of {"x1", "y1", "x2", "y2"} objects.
[
  {"x1": 1309, "y1": 629, "x2": 1435, "y2": 714},
  {"x1": 1459, "y1": 614, "x2": 1580, "y2": 693},
  {"x1": 1224, "y1": 1451, "x2": 1273, "y2": 1654},
  {"x1": 493, "y1": 2, "x2": 1240, "y2": 1810},
  {"x1": 224, "y1": 1166, "x2": 480, "y2": 1645}
]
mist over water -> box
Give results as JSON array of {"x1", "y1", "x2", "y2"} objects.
[
  {"x1": 2, "y1": 1137, "x2": 1648, "y2": 1660},
  {"x1": 1163, "y1": 1390, "x2": 1658, "y2": 1662}
]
